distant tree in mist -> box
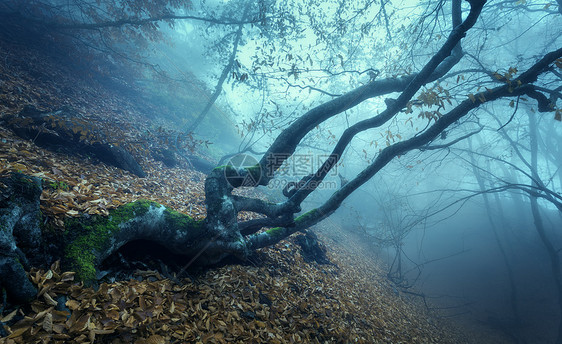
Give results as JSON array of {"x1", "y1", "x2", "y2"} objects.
[{"x1": 457, "y1": 108, "x2": 562, "y2": 343}]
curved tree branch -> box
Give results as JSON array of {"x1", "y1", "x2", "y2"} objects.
[
  {"x1": 247, "y1": 44, "x2": 562, "y2": 249},
  {"x1": 256, "y1": 0, "x2": 484, "y2": 187}
]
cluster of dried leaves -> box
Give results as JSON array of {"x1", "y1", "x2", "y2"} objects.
[
  {"x1": 0, "y1": 124, "x2": 268, "y2": 228},
  {"x1": 0, "y1": 126, "x2": 208, "y2": 227},
  {"x1": 1, "y1": 234, "x2": 468, "y2": 344}
]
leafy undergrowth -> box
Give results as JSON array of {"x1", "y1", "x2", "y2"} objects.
[
  {"x1": 0, "y1": 125, "x2": 210, "y2": 226},
  {"x1": 0, "y1": 235, "x2": 471, "y2": 344}
]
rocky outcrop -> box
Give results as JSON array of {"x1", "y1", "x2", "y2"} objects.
[{"x1": 0, "y1": 173, "x2": 42, "y2": 303}]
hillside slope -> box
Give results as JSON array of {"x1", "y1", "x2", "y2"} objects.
[{"x1": 0, "y1": 35, "x2": 502, "y2": 344}]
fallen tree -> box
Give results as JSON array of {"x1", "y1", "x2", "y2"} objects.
[{"x1": 3, "y1": 105, "x2": 146, "y2": 177}]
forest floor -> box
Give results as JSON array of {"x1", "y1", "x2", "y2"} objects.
[{"x1": 0, "y1": 35, "x2": 513, "y2": 343}]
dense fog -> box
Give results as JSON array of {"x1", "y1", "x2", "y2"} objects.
[{"x1": 1, "y1": 0, "x2": 562, "y2": 342}]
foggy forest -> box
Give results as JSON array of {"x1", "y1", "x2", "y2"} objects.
[{"x1": 0, "y1": 0, "x2": 561, "y2": 343}]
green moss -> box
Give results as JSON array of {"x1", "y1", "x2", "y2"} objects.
[
  {"x1": 163, "y1": 207, "x2": 203, "y2": 232},
  {"x1": 112, "y1": 199, "x2": 154, "y2": 220},
  {"x1": 63, "y1": 200, "x2": 206, "y2": 284},
  {"x1": 265, "y1": 226, "x2": 284, "y2": 237},
  {"x1": 63, "y1": 200, "x2": 155, "y2": 283},
  {"x1": 294, "y1": 208, "x2": 319, "y2": 223},
  {"x1": 47, "y1": 180, "x2": 69, "y2": 191},
  {"x1": 65, "y1": 240, "x2": 97, "y2": 283},
  {"x1": 265, "y1": 209, "x2": 319, "y2": 238},
  {"x1": 64, "y1": 217, "x2": 115, "y2": 283}
]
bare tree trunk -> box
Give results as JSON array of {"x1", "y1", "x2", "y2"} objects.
[
  {"x1": 528, "y1": 112, "x2": 562, "y2": 344},
  {"x1": 183, "y1": 6, "x2": 248, "y2": 135},
  {"x1": 467, "y1": 136, "x2": 524, "y2": 343}
]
